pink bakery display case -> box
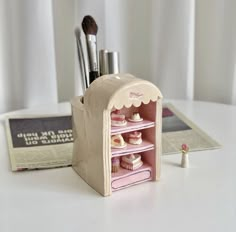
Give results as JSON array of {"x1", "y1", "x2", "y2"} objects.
[{"x1": 71, "y1": 73, "x2": 163, "y2": 196}]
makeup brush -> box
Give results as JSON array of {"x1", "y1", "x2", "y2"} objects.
[
  {"x1": 82, "y1": 15, "x2": 99, "y2": 84},
  {"x1": 74, "y1": 27, "x2": 88, "y2": 91}
]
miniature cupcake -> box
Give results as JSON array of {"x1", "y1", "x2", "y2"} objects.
[
  {"x1": 128, "y1": 131, "x2": 142, "y2": 145},
  {"x1": 111, "y1": 110, "x2": 127, "y2": 127},
  {"x1": 111, "y1": 134, "x2": 127, "y2": 148},
  {"x1": 120, "y1": 153, "x2": 143, "y2": 170},
  {"x1": 128, "y1": 112, "x2": 143, "y2": 122},
  {"x1": 111, "y1": 157, "x2": 120, "y2": 173}
]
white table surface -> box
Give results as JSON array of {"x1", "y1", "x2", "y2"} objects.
[{"x1": 0, "y1": 100, "x2": 235, "y2": 232}]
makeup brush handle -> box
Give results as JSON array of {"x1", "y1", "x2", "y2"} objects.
[{"x1": 89, "y1": 71, "x2": 99, "y2": 84}]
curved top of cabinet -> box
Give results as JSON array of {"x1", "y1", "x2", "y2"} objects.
[{"x1": 83, "y1": 73, "x2": 163, "y2": 112}]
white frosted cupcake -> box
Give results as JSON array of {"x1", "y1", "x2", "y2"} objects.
[{"x1": 128, "y1": 112, "x2": 143, "y2": 122}]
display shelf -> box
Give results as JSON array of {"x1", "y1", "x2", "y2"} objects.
[
  {"x1": 111, "y1": 140, "x2": 154, "y2": 157},
  {"x1": 111, "y1": 119, "x2": 155, "y2": 135},
  {"x1": 111, "y1": 163, "x2": 152, "y2": 191}
]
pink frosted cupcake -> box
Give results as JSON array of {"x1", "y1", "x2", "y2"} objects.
[{"x1": 111, "y1": 110, "x2": 127, "y2": 127}]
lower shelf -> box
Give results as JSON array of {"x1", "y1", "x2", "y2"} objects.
[{"x1": 111, "y1": 163, "x2": 152, "y2": 191}]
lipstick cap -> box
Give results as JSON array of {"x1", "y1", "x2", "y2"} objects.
[
  {"x1": 99, "y1": 49, "x2": 109, "y2": 76},
  {"x1": 99, "y1": 50, "x2": 120, "y2": 75},
  {"x1": 107, "y1": 51, "x2": 120, "y2": 74}
]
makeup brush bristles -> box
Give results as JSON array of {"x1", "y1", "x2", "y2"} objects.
[{"x1": 82, "y1": 15, "x2": 98, "y2": 35}]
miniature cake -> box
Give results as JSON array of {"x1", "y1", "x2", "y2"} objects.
[
  {"x1": 111, "y1": 157, "x2": 120, "y2": 173},
  {"x1": 128, "y1": 112, "x2": 143, "y2": 122},
  {"x1": 111, "y1": 134, "x2": 127, "y2": 148},
  {"x1": 120, "y1": 154, "x2": 143, "y2": 170},
  {"x1": 128, "y1": 131, "x2": 142, "y2": 145},
  {"x1": 111, "y1": 110, "x2": 127, "y2": 127}
]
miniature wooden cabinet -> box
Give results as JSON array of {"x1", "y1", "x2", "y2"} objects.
[{"x1": 71, "y1": 73, "x2": 162, "y2": 196}]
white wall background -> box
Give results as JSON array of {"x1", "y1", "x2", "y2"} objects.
[
  {"x1": 0, "y1": 0, "x2": 236, "y2": 113},
  {"x1": 195, "y1": 0, "x2": 236, "y2": 104},
  {"x1": 150, "y1": 0, "x2": 195, "y2": 100},
  {"x1": 0, "y1": 0, "x2": 58, "y2": 113},
  {"x1": 52, "y1": 0, "x2": 75, "y2": 101}
]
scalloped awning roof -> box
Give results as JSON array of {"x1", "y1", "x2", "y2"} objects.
[{"x1": 84, "y1": 73, "x2": 163, "y2": 111}]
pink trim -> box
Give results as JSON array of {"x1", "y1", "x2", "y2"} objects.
[
  {"x1": 112, "y1": 163, "x2": 151, "y2": 178},
  {"x1": 111, "y1": 119, "x2": 155, "y2": 135},
  {"x1": 111, "y1": 140, "x2": 154, "y2": 156},
  {"x1": 111, "y1": 165, "x2": 152, "y2": 190}
]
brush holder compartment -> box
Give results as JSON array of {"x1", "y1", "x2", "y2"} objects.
[{"x1": 71, "y1": 73, "x2": 163, "y2": 196}]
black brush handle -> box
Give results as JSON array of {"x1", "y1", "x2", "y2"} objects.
[{"x1": 89, "y1": 71, "x2": 99, "y2": 84}]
